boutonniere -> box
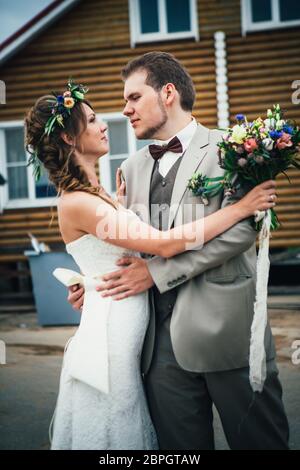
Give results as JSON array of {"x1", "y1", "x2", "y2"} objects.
[{"x1": 187, "y1": 172, "x2": 233, "y2": 205}]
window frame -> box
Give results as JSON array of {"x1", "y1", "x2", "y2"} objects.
[
  {"x1": 0, "y1": 120, "x2": 57, "y2": 209},
  {"x1": 0, "y1": 114, "x2": 148, "y2": 209},
  {"x1": 241, "y1": 0, "x2": 300, "y2": 35},
  {"x1": 99, "y1": 112, "x2": 151, "y2": 195},
  {"x1": 129, "y1": 0, "x2": 199, "y2": 47}
]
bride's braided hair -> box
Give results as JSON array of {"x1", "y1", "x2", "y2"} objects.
[{"x1": 25, "y1": 95, "x2": 117, "y2": 208}]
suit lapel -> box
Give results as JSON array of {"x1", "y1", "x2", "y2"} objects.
[
  {"x1": 135, "y1": 147, "x2": 155, "y2": 224},
  {"x1": 168, "y1": 124, "x2": 210, "y2": 229}
]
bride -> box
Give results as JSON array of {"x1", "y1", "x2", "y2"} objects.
[{"x1": 25, "y1": 81, "x2": 276, "y2": 450}]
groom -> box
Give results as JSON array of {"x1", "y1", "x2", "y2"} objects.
[{"x1": 68, "y1": 52, "x2": 289, "y2": 450}]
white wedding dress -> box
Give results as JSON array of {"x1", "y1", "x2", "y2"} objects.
[{"x1": 50, "y1": 231, "x2": 158, "y2": 450}]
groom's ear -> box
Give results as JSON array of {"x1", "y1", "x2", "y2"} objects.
[{"x1": 163, "y1": 83, "x2": 176, "y2": 106}]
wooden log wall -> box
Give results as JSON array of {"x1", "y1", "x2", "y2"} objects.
[{"x1": 0, "y1": 0, "x2": 299, "y2": 270}]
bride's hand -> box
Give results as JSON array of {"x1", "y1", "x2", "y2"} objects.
[
  {"x1": 116, "y1": 168, "x2": 126, "y2": 206},
  {"x1": 236, "y1": 180, "x2": 277, "y2": 218}
]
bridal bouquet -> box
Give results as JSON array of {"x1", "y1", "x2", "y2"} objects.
[
  {"x1": 188, "y1": 105, "x2": 300, "y2": 393},
  {"x1": 188, "y1": 104, "x2": 300, "y2": 230}
]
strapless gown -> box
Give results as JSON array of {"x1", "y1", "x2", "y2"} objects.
[{"x1": 50, "y1": 233, "x2": 158, "y2": 450}]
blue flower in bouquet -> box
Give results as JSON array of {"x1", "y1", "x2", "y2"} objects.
[
  {"x1": 282, "y1": 124, "x2": 293, "y2": 134},
  {"x1": 235, "y1": 113, "x2": 245, "y2": 122},
  {"x1": 56, "y1": 95, "x2": 64, "y2": 104},
  {"x1": 269, "y1": 130, "x2": 283, "y2": 140}
]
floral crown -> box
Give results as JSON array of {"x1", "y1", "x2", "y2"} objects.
[
  {"x1": 44, "y1": 79, "x2": 88, "y2": 135},
  {"x1": 27, "y1": 79, "x2": 88, "y2": 180}
]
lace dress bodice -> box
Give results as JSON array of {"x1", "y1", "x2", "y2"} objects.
[{"x1": 66, "y1": 233, "x2": 139, "y2": 278}]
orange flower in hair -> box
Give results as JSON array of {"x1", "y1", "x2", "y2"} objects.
[{"x1": 64, "y1": 97, "x2": 75, "y2": 108}]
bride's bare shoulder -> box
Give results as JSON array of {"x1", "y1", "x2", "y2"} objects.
[
  {"x1": 57, "y1": 190, "x2": 106, "y2": 215},
  {"x1": 57, "y1": 191, "x2": 111, "y2": 226}
]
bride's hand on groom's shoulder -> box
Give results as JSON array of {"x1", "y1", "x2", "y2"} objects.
[
  {"x1": 67, "y1": 284, "x2": 84, "y2": 312},
  {"x1": 116, "y1": 168, "x2": 126, "y2": 206}
]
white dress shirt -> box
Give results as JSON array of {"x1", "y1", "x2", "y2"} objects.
[{"x1": 153, "y1": 118, "x2": 198, "y2": 177}]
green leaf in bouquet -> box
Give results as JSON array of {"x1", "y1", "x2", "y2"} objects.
[
  {"x1": 260, "y1": 151, "x2": 271, "y2": 160},
  {"x1": 223, "y1": 154, "x2": 237, "y2": 171},
  {"x1": 254, "y1": 208, "x2": 280, "y2": 232}
]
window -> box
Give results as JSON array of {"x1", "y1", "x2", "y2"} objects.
[
  {"x1": 129, "y1": 0, "x2": 199, "y2": 46},
  {"x1": 242, "y1": 0, "x2": 300, "y2": 33},
  {"x1": 99, "y1": 113, "x2": 152, "y2": 194},
  {"x1": 0, "y1": 122, "x2": 57, "y2": 209}
]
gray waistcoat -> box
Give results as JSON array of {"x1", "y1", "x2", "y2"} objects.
[{"x1": 149, "y1": 157, "x2": 183, "y2": 325}]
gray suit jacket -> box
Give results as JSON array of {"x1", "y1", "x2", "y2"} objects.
[{"x1": 120, "y1": 124, "x2": 276, "y2": 375}]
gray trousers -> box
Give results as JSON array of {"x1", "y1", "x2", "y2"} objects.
[{"x1": 144, "y1": 316, "x2": 289, "y2": 450}]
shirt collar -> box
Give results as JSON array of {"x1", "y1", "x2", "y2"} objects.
[{"x1": 154, "y1": 117, "x2": 197, "y2": 152}]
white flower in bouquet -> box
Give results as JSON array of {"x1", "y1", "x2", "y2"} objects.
[
  {"x1": 276, "y1": 119, "x2": 284, "y2": 130},
  {"x1": 264, "y1": 117, "x2": 276, "y2": 129},
  {"x1": 262, "y1": 137, "x2": 274, "y2": 151},
  {"x1": 230, "y1": 124, "x2": 247, "y2": 144}
]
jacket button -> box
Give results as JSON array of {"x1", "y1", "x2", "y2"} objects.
[{"x1": 162, "y1": 180, "x2": 166, "y2": 187}]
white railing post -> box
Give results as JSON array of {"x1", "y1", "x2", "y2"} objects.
[{"x1": 214, "y1": 31, "x2": 230, "y2": 129}]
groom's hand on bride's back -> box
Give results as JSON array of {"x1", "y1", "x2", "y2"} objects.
[
  {"x1": 68, "y1": 284, "x2": 85, "y2": 312},
  {"x1": 96, "y1": 256, "x2": 154, "y2": 300}
]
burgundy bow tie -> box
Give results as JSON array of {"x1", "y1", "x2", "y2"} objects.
[{"x1": 149, "y1": 136, "x2": 183, "y2": 161}]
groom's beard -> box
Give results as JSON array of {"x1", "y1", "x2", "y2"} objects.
[{"x1": 138, "y1": 95, "x2": 168, "y2": 140}]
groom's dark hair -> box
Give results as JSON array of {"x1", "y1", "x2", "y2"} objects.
[{"x1": 121, "y1": 51, "x2": 195, "y2": 112}]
